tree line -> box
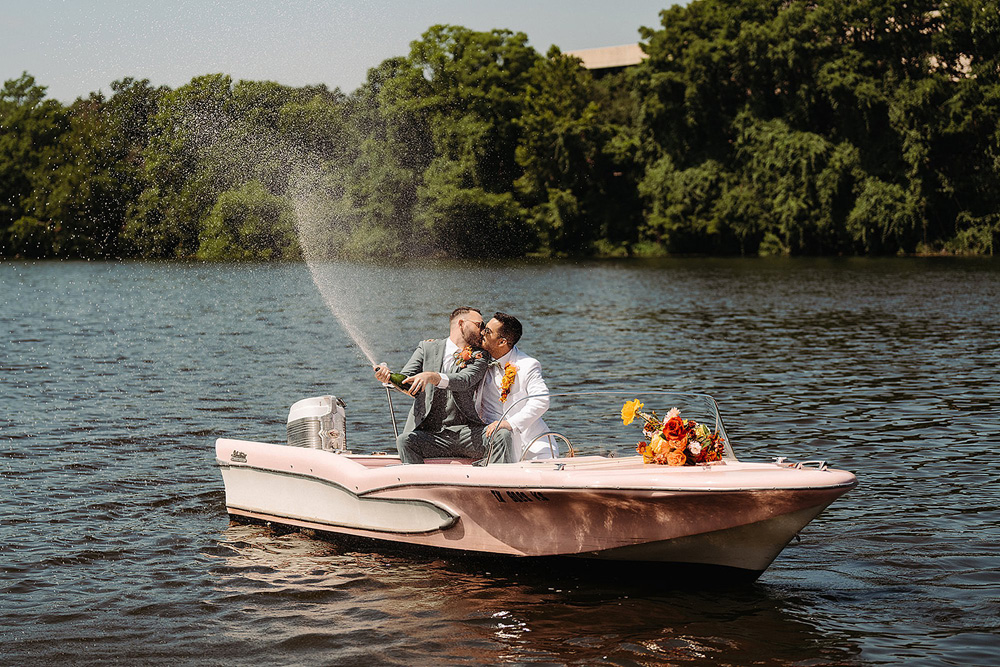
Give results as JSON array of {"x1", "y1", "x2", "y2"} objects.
[{"x1": 2, "y1": 0, "x2": 998, "y2": 260}]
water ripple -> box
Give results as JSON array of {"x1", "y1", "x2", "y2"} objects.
[{"x1": 1, "y1": 258, "x2": 997, "y2": 665}]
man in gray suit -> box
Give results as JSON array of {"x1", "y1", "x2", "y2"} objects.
[{"x1": 373, "y1": 307, "x2": 513, "y2": 465}]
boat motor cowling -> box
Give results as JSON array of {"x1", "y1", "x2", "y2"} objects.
[{"x1": 286, "y1": 396, "x2": 347, "y2": 451}]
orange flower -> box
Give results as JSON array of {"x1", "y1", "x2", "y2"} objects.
[
  {"x1": 668, "y1": 435, "x2": 688, "y2": 452},
  {"x1": 621, "y1": 399, "x2": 643, "y2": 426},
  {"x1": 636, "y1": 441, "x2": 654, "y2": 463},
  {"x1": 454, "y1": 346, "x2": 482, "y2": 368},
  {"x1": 499, "y1": 362, "x2": 518, "y2": 403},
  {"x1": 667, "y1": 450, "x2": 688, "y2": 466}
]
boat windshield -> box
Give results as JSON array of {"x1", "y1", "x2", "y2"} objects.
[{"x1": 486, "y1": 389, "x2": 736, "y2": 464}]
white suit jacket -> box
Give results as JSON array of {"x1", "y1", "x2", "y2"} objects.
[{"x1": 475, "y1": 346, "x2": 557, "y2": 460}]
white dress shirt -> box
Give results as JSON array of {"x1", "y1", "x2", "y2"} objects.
[
  {"x1": 436, "y1": 338, "x2": 461, "y2": 389},
  {"x1": 479, "y1": 349, "x2": 513, "y2": 422}
]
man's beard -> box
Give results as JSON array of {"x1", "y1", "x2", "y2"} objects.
[{"x1": 462, "y1": 326, "x2": 482, "y2": 348}]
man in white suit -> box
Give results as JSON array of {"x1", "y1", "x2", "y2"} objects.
[{"x1": 476, "y1": 312, "x2": 557, "y2": 461}]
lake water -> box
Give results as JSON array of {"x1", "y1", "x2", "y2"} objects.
[{"x1": 2, "y1": 258, "x2": 998, "y2": 666}]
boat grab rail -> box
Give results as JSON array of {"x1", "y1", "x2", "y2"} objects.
[
  {"x1": 774, "y1": 457, "x2": 830, "y2": 471},
  {"x1": 522, "y1": 432, "x2": 576, "y2": 461}
]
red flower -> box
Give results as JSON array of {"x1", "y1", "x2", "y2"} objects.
[{"x1": 663, "y1": 416, "x2": 686, "y2": 440}]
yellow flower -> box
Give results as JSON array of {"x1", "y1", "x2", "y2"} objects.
[{"x1": 621, "y1": 399, "x2": 643, "y2": 425}]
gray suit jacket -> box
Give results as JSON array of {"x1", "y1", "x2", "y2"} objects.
[{"x1": 400, "y1": 339, "x2": 489, "y2": 432}]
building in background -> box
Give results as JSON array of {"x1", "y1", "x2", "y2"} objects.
[{"x1": 565, "y1": 43, "x2": 647, "y2": 75}]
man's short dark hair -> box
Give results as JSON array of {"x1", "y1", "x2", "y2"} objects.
[
  {"x1": 493, "y1": 312, "x2": 522, "y2": 346},
  {"x1": 450, "y1": 306, "x2": 482, "y2": 321}
]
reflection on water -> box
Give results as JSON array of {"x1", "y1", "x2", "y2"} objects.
[
  {"x1": 2, "y1": 258, "x2": 998, "y2": 665},
  {"x1": 211, "y1": 522, "x2": 862, "y2": 666}
]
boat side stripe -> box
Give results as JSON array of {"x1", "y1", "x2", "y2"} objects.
[
  {"x1": 218, "y1": 462, "x2": 460, "y2": 534},
  {"x1": 226, "y1": 507, "x2": 457, "y2": 536}
]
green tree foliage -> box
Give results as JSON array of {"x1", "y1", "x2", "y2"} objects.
[
  {"x1": 197, "y1": 180, "x2": 299, "y2": 260},
  {"x1": 1, "y1": 74, "x2": 163, "y2": 258},
  {"x1": 123, "y1": 73, "x2": 241, "y2": 258},
  {"x1": 635, "y1": 0, "x2": 1000, "y2": 256},
  {"x1": 515, "y1": 47, "x2": 639, "y2": 255},
  {"x1": 401, "y1": 26, "x2": 540, "y2": 257},
  {"x1": 287, "y1": 57, "x2": 426, "y2": 261},
  {"x1": 3, "y1": 1, "x2": 998, "y2": 259},
  {"x1": 121, "y1": 75, "x2": 344, "y2": 259},
  {"x1": 1, "y1": 73, "x2": 69, "y2": 257}
]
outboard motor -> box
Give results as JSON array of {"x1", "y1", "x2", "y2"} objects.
[{"x1": 286, "y1": 396, "x2": 347, "y2": 452}]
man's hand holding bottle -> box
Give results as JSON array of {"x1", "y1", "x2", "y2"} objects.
[{"x1": 373, "y1": 364, "x2": 440, "y2": 396}]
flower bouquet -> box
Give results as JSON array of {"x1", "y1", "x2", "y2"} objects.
[{"x1": 621, "y1": 399, "x2": 726, "y2": 466}]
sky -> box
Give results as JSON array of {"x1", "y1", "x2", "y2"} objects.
[{"x1": 2, "y1": 0, "x2": 674, "y2": 103}]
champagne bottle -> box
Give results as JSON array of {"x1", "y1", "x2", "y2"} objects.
[{"x1": 388, "y1": 372, "x2": 407, "y2": 390}]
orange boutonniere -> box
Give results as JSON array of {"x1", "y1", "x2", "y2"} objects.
[
  {"x1": 499, "y1": 362, "x2": 517, "y2": 402},
  {"x1": 453, "y1": 345, "x2": 483, "y2": 369}
]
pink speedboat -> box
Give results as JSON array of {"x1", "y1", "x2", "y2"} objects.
[{"x1": 216, "y1": 391, "x2": 856, "y2": 579}]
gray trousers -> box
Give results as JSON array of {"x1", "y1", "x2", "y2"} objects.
[{"x1": 396, "y1": 424, "x2": 515, "y2": 465}]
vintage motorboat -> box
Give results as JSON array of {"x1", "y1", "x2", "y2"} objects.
[{"x1": 216, "y1": 390, "x2": 856, "y2": 580}]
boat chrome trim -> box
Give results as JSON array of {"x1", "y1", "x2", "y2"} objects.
[
  {"x1": 348, "y1": 478, "x2": 859, "y2": 495},
  {"x1": 219, "y1": 458, "x2": 857, "y2": 496}
]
